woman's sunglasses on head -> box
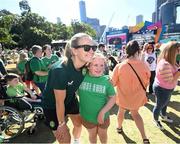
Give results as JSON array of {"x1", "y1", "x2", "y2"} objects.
[{"x1": 74, "y1": 45, "x2": 97, "y2": 52}]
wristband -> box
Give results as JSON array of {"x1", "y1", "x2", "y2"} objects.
[{"x1": 58, "y1": 121, "x2": 65, "y2": 128}]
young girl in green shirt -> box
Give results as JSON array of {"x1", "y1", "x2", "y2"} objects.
[
  {"x1": 16, "y1": 51, "x2": 28, "y2": 82},
  {"x1": 78, "y1": 53, "x2": 116, "y2": 144}
]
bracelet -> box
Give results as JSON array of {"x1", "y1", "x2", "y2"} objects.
[{"x1": 58, "y1": 121, "x2": 65, "y2": 128}]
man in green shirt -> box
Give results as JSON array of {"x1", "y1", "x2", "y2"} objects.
[{"x1": 30, "y1": 45, "x2": 48, "y2": 94}]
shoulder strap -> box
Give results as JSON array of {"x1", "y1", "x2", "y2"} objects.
[{"x1": 127, "y1": 62, "x2": 146, "y2": 91}]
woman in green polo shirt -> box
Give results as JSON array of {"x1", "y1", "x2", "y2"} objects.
[
  {"x1": 43, "y1": 33, "x2": 96, "y2": 143},
  {"x1": 42, "y1": 44, "x2": 59, "y2": 70}
]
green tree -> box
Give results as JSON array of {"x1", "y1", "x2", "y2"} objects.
[
  {"x1": 0, "y1": 9, "x2": 12, "y2": 16},
  {"x1": 0, "y1": 6, "x2": 98, "y2": 49},
  {"x1": 53, "y1": 23, "x2": 70, "y2": 40},
  {"x1": 0, "y1": 28, "x2": 15, "y2": 45},
  {"x1": 20, "y1": 12, "x2": 52, "y2": 47},
  {"x1": 20, "y1": 27, "x2": 51, "y2": 47},
  {"x1": 70, "y1": 20, "x2": 96, "y2": 38},
  {"x1": 19, "y1": 0, "x2": 31, "y2": 12},
  {"x1": 0, "y1": 14, "x2": 17, "y2": 47}
]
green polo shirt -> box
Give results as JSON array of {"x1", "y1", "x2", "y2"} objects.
[
  {"x1": 42, "y1": 54, "x2": 59, "y2": 70},
  {"x1": 42, "y1": 58, "x2": 85, "y2": 109},
  {"x1": 30, "y1": 57, "x2": 48, "y2": 83}
]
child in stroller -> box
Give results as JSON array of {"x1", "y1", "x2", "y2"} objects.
[
  {"x1": 4, "y1": 73, "x2": 42, "y2": 110},
  {"x1": 0, "y1": 73, "x2": 43, "y2": 141}
]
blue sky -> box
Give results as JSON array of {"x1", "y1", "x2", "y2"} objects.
[{"x1": 0, "y1": 0, "x2": 161, "y2": 28}]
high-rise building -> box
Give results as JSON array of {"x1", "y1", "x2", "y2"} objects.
[
  {"x1": 155, "y1": 0, "x2": 167, "y2": 22},
  {"x1": 79, "y1": 0, "x2": 87, "y2": 23},
  {"x1": 152, "y1": 12, "x2": 156, "y2": 23},
  {"x1": 153, "y1": 0, "x2": 180, "y2": 33},
  {"x1": 87, "y1": 18, "x2": 101, "y2": 36},
  {"x1": 159, "y1": 1, "x2": 176, "y2": 25},
  {"x1": 136, "y1": 15, "x2": 144, "y2": 24},
  {"x1": 159, "y1": 0, "x2": 180, "y2": 24},
  {"x1": 79, "y1": 0, "x2": 101, "y2": 37},
  {"x1": 57, "y1": 17, "x2": 61, "y2": 24},
  {"x1": 154, "y1": 0, "x2": 180, "y2": 23}
]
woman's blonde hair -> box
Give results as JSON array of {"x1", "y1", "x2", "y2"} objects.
[
  {"x1": 158, "y1": 41, "x2": 180, "y2": 65},
  {"x1": 64, "y1": 33, "x2": 93, "y2": 60},
  {"x1": 64, "y1": 41, "x2": 71, "y2": 58}
]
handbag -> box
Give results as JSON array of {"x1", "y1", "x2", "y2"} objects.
[{"x1": 127, "y1": 62, "x2": 146, "y2": 91}]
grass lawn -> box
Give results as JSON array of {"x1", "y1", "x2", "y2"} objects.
[
  {"x1": 5, "y1": 64, "x2": 179, "y2": 143},
  {"x1": 63, "y1": 85, "x2": 180, "y2": 144}
]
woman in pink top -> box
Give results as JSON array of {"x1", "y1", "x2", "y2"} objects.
[
  {"x1": 153, "y1": 41, "x2": 180, "y2": 130},
  {"x1": 112, "y1": 40, "x2": 151, "y2": 144}
]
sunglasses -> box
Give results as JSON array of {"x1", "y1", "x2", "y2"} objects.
[
  {"x1": 147, "y1": 48, "x2": 153, "y2": 50},
  {"x1": 74, "y1": 45, "x2": 97, "y2": 52}
]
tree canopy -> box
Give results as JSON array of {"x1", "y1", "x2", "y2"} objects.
[{"x1": 0, "y1": 0, "x2": 96, "y2": 49}]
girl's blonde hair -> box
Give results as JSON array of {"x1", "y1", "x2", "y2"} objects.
[
  {"x1": 158, "y1": 41, "x2": 180, "y2": 65},
  {"x1": 18, "y1": 51, "x2": 28, "y2": 62},
  {"x1": 91, "y1": 52, "x2": 106, "y2": 61},
  {"x1": 88, "y1": 52, "x2": 106, "y2": 67}
]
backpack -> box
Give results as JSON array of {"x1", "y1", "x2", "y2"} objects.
[{"x1": 24, "y1": 59, "x2": 34, "y2": 81}]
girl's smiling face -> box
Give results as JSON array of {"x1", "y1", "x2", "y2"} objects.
[{"x1": 88, "y1": 56, "x2": 105, "y2": 77}]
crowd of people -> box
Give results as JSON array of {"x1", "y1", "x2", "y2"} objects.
[{"x1": 0, "y1": 34, "x2": 180, "y2": 144}]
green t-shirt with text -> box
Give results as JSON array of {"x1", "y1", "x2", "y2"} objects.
[{"x1": 78, "y1": 73, "x2": 115, "y2": 124}]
